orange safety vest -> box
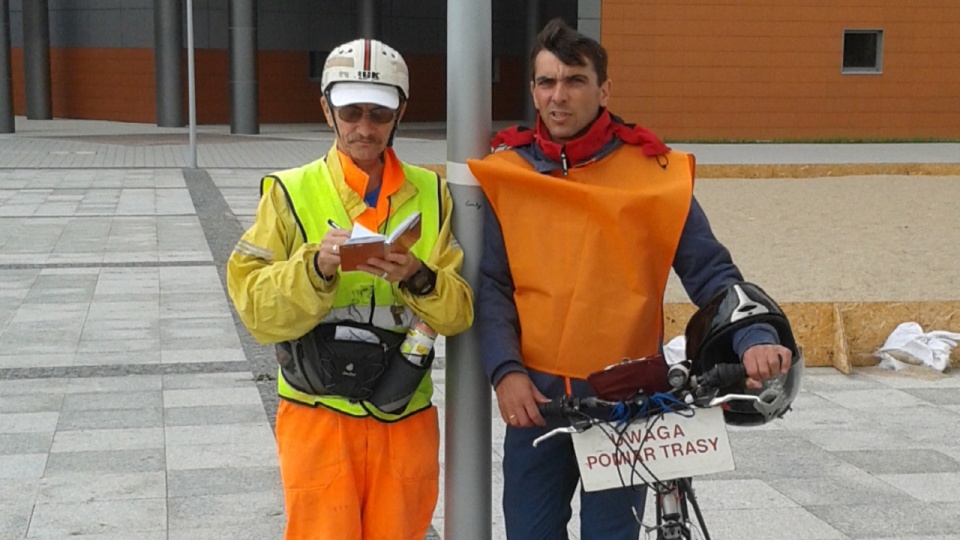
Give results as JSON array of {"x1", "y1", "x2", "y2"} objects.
[{"x1": 468, "y1": 146, "x2": 694, "y2": 379}]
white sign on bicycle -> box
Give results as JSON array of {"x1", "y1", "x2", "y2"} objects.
[{"x1": 571, "y1": 406, "x2": 735, "y2": 492}]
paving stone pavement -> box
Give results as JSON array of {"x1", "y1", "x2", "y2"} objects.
[{"x1": 2, "y1": 118, "x2": 960, "y2": 539}]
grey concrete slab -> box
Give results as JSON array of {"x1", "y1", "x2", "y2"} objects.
[
  {"x1": 62, "y1": 391, "x2": 163, "y2": 411},
  {"x1": 856, "y1": 405, "x2": 960, "y2": 444},
  {"x1": 56, "y1": 407, "x2": 164, "y2": 431},
  {"x1": 160, "y1": 292, "x2": 235, "y2": 319},
  {"x1": 164, "y1": 405, "x2": 271, "y2": 426},
  {"x1": 0, "y1": 501, "x2": 32, "y2": 539},
  {"x1": 44, "y1": 448, "x2": 165, "y2": 475},
  {"x1": 711, "y1": 432, "x2": 868, "y2": 481},
  {"x1": 877, "y1": 473, "x2": 960, "y2": 503},
  {"x1": 0, "y1": 432, "x2": 53, "y2": 455},
  {"x1": 689, "y1": 479, "x2": 799, "y2": 510},
  {"x1": 807, "y1": 502, "x2": 960, "y2": 538},
  {"x1": 794, "y1": 427, "x2": 929, "y2": 452},
  {"x1": 167, "y1": 466, "x2": 281, "y2": 498},
  {"x1": 163, "y1": 387, "x2": 264, "y2": 408},
  {"x1": 165, "y1": 442, "x2": 278, "y2": 470},
  {"x1": 65, "y1": 374, "x2": 162, "y2": 393},
  {"x1": 160, "y1": 347, "x2": 248, "y2": 364},
  {"x1": 0, "y1": 412, "x2": 60, "y2": 433},
  {"x1": 767, "y1": 468, "x2": 913, "y2": 508},
  {"x1": 167, "y1": 491, "x2": 285, "y2": 530},
  {"x1": 167, "y1": 519, "x2": 287, "y2": 540},
  {"x1": 0, "y1": 393, "x2": 64, "y2": 413},
  {"x1": 50, "y1": 428, "x2": 165, "y2": 453},
  {"x1": 74, "y1": 350, "x2": 163, "y2": 366},
  {"x1": 814, "y1": 388, "x2": 928, "y2": 410},
  {"x1": 77, "y1": 320, "x2": 160, "y2": 343},
  {"x1": 29, "y1": 531, "x2": 168, "y2": 540},
  {"x1": 164, "y1": 423, "x2": 274, "y2": 446},
  {"x1": 0, "y1": 453, "x2": 49, "y2": 478},
  {"x1": 901, "y1": 388, "x2": 960, "y2": 406},
  {"x1": 37, "y1": 471, "x2": 167, "y2": 503},
  {"x1": 0, "y1": 478, "x2": 40, "y2": 503},
  {"x1": 28, "y1": 498, "x2": 167, "y2": 537},
  {"x1": 697, "y1": 507, "x2": 846, "y2": 539},
  {"x1": 832, "y1": 449, "x2": 960, "y2": 475},
  {"x1": 161, "y1": 371, "x2": 260, "y2": 390},
  {"x1": 159, "y1": 317, "x2": 242, "y2": 349},
  {"x1": 77, "y1": 337, "x2": 161, "y2": 354},
  {"x1": 0, "y1": 378, "x2": 68, "y2": 395},
  {"x1": 86, "y1": 299, "x2": 160, "y2": 319}
]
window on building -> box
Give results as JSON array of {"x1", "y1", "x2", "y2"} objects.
[
  {"x1": 308, "y1": 51, "x2": 329, "y2": 83},
  {"x1": 842, "y1": 30, "x2": 883, "y2": 74}
]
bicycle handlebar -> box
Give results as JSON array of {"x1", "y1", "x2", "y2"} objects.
[{"x1": 536, "y1": 363, "x2": 748, "y2": 420}]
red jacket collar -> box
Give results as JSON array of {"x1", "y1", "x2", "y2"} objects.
[{"x1": 491, "y1": 109, "x2": 670, "y2": 168}]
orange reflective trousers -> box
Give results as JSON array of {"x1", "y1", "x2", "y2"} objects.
[{"x1": 275, "y1": 399, "x2": 440, "y2": 540}]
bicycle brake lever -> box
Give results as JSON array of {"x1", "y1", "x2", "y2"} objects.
[
  {"x1": 532, "y1": 423, "x2": 591, "y2": 448},
  {"x1": 707, "y1": 393, "x2": 763, "y2": 407}
]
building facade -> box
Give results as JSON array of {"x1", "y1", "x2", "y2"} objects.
[
  {"x1": 4, "y1": 0, "x2": 578, "y2": 126},
  {"x1": 602, "y1": 0, "x2": 960, "y2": 141},
  {"x1": 4, "y1": 0, "x2": 958, "y2": 140}
]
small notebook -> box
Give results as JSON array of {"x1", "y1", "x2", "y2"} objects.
[{"x1": 338, "y1": 212, "x2": 422, "y2": 272}]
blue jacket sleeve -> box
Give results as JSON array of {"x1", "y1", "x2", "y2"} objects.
[
  {"x1": 476, "y1": 201, "x2": 527, "y2": 387},
  {"x1": 674, "y1": 196, "x2": 780, "y2": 356}
]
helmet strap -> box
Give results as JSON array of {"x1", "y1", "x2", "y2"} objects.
[{"x1": 385, "y1": 97, "x2": 406, "y2": 148}]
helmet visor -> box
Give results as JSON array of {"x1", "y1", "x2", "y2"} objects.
[{"x1": 329, "y1": 82, "x2": 400, "y2": 109}]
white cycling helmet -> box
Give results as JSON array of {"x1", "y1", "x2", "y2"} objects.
[
  {"x1": 321, "y1": 39, "x2": 409, "y2": 146},
  {"x1": 322, "y1": 39, "x2": 409, "y2": 105}
]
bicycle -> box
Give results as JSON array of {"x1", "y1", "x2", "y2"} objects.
[{"x1": 535, "y1": 362, "x2": 779, "y2": 540}]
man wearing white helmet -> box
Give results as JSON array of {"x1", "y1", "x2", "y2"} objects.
[{"x1": 227, "y1": 38, "x2": 473, "y2": 540}]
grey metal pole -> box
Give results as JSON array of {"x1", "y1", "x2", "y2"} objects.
[
  {"x1": 357, "y1": 0, "x2": 377, "y2": 39},
  {"x1": 154, "y1": 0, "x2": 184, "y2": 127},
  {"x1": 445, "y1": 0, "x2": 491, "y2": 538},
  {"x1": 229, "y1": 0, "x2": 259, "y2": 134},
  {"x1": 523, "y1": 0, "x2": 540, "y2": 123},
  {"x1": 22, "y1": 0, "x2": 51, "y2": 120},
  {"x1": 0, "y1": 0, "x2": 13, "y2": 133},
  {"x1": 186, "y1": 0, "x2": 197, "y2": 168}
]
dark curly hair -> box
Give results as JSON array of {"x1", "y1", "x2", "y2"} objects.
[{"x1": 529, "y1": 18, "x2": 608, "y2": 84}]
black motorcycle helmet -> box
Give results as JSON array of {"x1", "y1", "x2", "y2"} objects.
[{"x1": 685, "y1": 282, "x2": 803, "y2": 426}]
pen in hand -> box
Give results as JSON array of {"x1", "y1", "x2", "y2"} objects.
[{"x1": 327, "y1": 219, "x2": 342, "y2": 230}]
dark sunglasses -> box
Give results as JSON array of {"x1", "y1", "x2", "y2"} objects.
[{"x1": 336, "y1": 106, "x2": 397, "y2": 125}]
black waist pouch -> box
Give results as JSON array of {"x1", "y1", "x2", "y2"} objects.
[
  {"x1": 367, "y1": 347, "x2": 435, "y2": 414},
  {"x1": 278, "y1": 321, "x2": 404, "y2": 401}
]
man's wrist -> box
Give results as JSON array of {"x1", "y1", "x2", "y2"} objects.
[
  {"x1": 400, "y1": 263, "x2": 437, "y2": 296},
  {"x1": 313, "y1": 252, "x2": 337, "y2": 284}
]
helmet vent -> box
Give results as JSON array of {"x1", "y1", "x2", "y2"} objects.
[{"x1": 729, "y1": 284, "x2": 769, "y2": 322}]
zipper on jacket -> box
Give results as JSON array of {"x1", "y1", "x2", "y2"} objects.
[{"x1": 560, "y1": 147, "x2": 569, "y2": 176}]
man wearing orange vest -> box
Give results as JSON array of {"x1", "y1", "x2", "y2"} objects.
[
  {"x1": 468, "y1": 19, "x2": 793, "y2": 539},
  {"x1": 227, "y1": 39, "x2": 473, "y2": 540}
]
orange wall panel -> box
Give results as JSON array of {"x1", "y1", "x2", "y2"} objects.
[
  {"x1": 602, "y1": 0, "x2": 960, "y2": 140},
  {"x1": 9, "y1": 47, "x2": 523, "y2": 126},
  {"x1": 11, "y1": 48, "x2": 156, "y2": 123}
]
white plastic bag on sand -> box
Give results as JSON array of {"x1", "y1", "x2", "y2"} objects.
[
  {"x1": 874, "y1": 322, "x2": 960, "y2": 373},
  {"x1": 664, "y1": 335, "x2": 686, "y2": 366}
]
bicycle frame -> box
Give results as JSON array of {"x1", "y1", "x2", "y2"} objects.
[
  {"x1": 534, "y1": 390, "x2": 765, "y2": 540},
  {"x1": 649, "y1": 477, "x2": 709, "y2": 540}
]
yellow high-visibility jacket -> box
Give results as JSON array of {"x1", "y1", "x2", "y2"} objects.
[{"x1": 227, "y1": 145, "x2": 473, "y2": 418}]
